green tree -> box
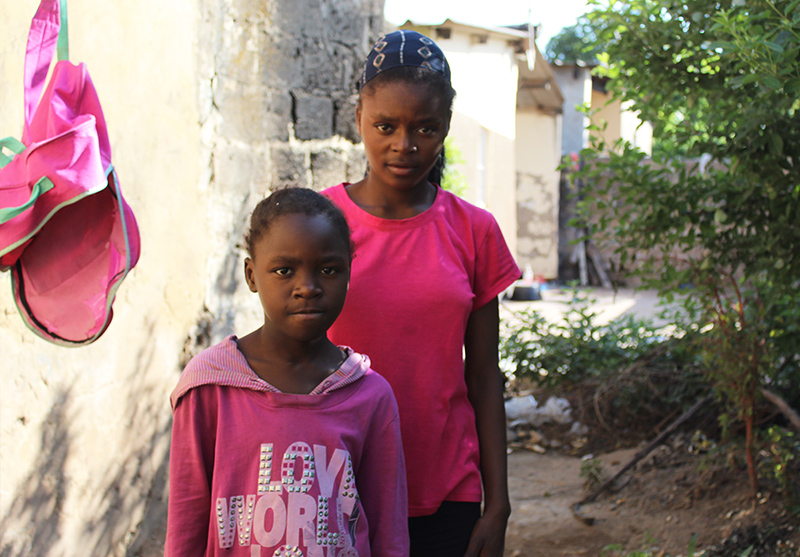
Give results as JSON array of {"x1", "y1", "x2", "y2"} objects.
[
  {"x1": 544, "y1": 17, "x2": 603, "y2": 65},
  {"x1": 574, "y1": 0, "x2": 800, "y2": 496}
]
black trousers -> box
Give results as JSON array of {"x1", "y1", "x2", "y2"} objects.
[{"x1": 408, "y1": 501, "x2": 482, "y2": 557}]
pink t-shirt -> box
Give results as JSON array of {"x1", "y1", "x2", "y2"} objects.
[{"x1": 324, "y1": 184, "x2": 520, "y2": 516}]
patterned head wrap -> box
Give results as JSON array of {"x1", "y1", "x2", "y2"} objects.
[{"x1": 360, "y1": 30, "x2": 451, "y2": 89}]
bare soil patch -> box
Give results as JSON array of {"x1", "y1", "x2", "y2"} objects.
[{"x1": 504, "y1": 429, "x2": 799, "y2": 556}]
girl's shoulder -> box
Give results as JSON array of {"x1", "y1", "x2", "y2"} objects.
[{"x1": 171, "y1": 336, "x2": 261, "y2": 409}]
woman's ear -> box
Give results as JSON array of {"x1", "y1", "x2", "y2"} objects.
[
  {"x1": 244, "y1": 258, "x2": 258, "y2": 293},
  {"x1": 355, "y1": 105, "x2": 363, "y2": 137}
]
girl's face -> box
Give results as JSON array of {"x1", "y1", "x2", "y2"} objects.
[
  {"x1": 244, "y1": 213, "x2": 350, "y2": 344},
  {"x1": 357, "y1": 80, "x2": 451, "y2": 193}
]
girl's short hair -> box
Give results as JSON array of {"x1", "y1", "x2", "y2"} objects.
[{"x1": 244, "y1": 188, "x2": 352, "y2": 259}]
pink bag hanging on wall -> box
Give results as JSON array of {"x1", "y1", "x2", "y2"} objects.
[{"x1": 0, "y1": 0, "x2": 140, "y2": 346}]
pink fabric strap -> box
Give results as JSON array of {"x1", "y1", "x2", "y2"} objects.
[{"x1": 23, "y1": 0, "x2": 62, "y2": 137}]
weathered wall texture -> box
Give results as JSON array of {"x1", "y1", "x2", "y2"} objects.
[
  {"x1": 552, "y1": 64, "x2": 592, "y2": 159},
  {"x1": 515, "y1": 109, "x2": 561, "y2": 279},
  {"x1": 0, "y1": 0, "x2": 382, "y2": 554}
]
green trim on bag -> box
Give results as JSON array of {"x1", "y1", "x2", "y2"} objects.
[
  {"x1": 11, "y1": 169, "x2": 132, "y2": 347},
  {"x1": 57, "y1": 0, "x2": 69, "y2": 61},
  {"x1": 0, "y1": 181, "x2": 105, "y2": 258},
  {"x1": 0, "y1": 137, "x2": 26, "y2": 168},
  {"x1": 0, "y1": 177, "x2": 55, "y2": 224}
]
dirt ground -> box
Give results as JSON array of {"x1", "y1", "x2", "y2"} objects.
[
  {"x1": 503, "y1": 424, "x2": 799, "y2": 557},
  {"x1": 500, "y1": 288, "x2": 799, "y2": 556}
]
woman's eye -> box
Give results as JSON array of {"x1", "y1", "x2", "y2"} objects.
[
  {"x1": 418, "y1": 126, "x2": 435, "y2": 136},
  {"x1": 375, "y1": 123, "x2": 392, "y2": 133}
]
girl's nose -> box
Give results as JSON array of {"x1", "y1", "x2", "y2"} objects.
[{"x1": 294, "y1": 273, "x2": 322, "y2": 298}]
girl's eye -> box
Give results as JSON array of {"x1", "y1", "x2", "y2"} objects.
[
  {"x1": 320, "y1": 267, "x2": 339, "y2": 276},
  {"x1": 274, "y1": 267, "x2": 292, "y2": 276},
  {"x1": 375, "y1": 123, "x2": 392, "y2": 133}
]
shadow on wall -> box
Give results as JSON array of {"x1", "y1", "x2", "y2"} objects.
[
  {"x1": 0, "y1": 387, "x2": 73, "y2": 556},
  {"x1": 0, "y1": 321, "x2": 173, "y2": 556}
]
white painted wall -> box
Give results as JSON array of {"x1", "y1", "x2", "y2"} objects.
[
  {"x1": 1, "y1": 1, "x2": 204, "y2": 553},
  {"x1": 403, "y1": 22, "x2": 521, "y2": 258}
]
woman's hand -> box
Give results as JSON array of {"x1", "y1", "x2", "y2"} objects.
[
  {"x1": 463, "y1": 504, "x2": 510, "y2": 557},
  {"x1": 463, "y1": 297, "x2": 511, "y2": 557}
]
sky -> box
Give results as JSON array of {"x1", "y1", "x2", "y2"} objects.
[{"x1": 383, "y1": 0, "x2": 591, "y2": 49}]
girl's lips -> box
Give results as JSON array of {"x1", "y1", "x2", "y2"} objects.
[{"x1": 291, "y1": 307, "x2": 325, "y2": 317}]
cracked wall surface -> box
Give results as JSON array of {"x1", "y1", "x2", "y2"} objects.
[{"x1": 0, "y1": 1, "x2": 383, "y2": 554}]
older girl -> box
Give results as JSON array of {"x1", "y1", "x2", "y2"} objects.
[{"x1": 324, "y1": 30, "x2": 520, "y2": 557}]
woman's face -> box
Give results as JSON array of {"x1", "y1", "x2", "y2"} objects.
[{"x1": 357, "y1": 80, "x2": 450, "y2": 193}]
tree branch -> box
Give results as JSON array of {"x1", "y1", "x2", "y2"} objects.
[{"x1": 762, "y1": 388, "x2": 800, "y2": 431}]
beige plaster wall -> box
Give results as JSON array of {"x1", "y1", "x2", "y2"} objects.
[
  {"x1": 0, "y1": 0, "x2": 382, "y2": 554},
  {"x1": 1, "y1": 1, "x2": 204, "y2": 554},
  {"x1": 448, "y1": 115, "x2": 519, "y2": 257},
  {"x1": 590, "y1": 89, "x2": 652, "y2": 156}
]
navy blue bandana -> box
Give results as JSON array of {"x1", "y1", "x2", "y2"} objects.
[{"x1": 360, "y1": 30, "x2": 451, "y2": 89}]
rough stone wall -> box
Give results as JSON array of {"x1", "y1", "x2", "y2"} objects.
[
  {"x1": 516, "y1": 172, "x2": 559, "y2": 278},
  {"x1": 197, "y1": 0, "x2": 384, "y2": 348},
  {"x1": 0, "y1": 1, "x2": 382, "y2": 555}
]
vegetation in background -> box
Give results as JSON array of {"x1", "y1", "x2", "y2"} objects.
[
  {"x1": 760, "y1": 426, "x2": 800, "y2": 511},
  {"x1": 440, "y1": 136, "x2": 468, "y2": 197},
  {"x1": 544, "y1": 17, "x2": 603, "y2": 65},
  {"x1": 568, "y1": 0, "x2": 800, "y2": 497},
  {"x1": 579, "y1": 456, "x2": 607, "y2": 490},
  {"x1": 500, "y1": 287, "x2": 798, "y2": 508},
  {"x1": 500, "y1": 290, "x2": 708, "y2": 432}
]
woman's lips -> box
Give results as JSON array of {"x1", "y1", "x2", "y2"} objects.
[{"x1": 386, "y1": 162, "x2": 418, "y2": 176}]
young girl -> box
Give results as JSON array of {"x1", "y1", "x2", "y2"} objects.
[
  {"x1": 324, "y1": 31, "x2": 520, "y2": 557},
  {"x1": 165, "y1": 188, "x2": 409, "y2": 557}
]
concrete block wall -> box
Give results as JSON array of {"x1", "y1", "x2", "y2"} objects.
[{"x1": 0, "y1": 0, "x2": 383, "y2": 554}]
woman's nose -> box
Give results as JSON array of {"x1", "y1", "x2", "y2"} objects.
[{"x1": 392, "y1": 131, "x2": 416, "y2": 153}]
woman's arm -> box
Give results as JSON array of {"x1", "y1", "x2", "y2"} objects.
[{"x1": 463, "y1": 297, "x2": 511, "y2": 557}]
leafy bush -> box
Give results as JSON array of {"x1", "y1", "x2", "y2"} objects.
[
  {"x1": 760, "y1": 426, "x2": 800, "y2": 512},
  {"x1": 500, "y1": 289, "x2": 709, "y2": 433},
  {"x1": 575, "y1": 0, "x2": 800, "y2": 497},
  {"x1": 579, "y1": 456, "x2": 606, "y2": 490},
  {"x1": 500, "y1": 290, "x2": 666, "y2": 388}
]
